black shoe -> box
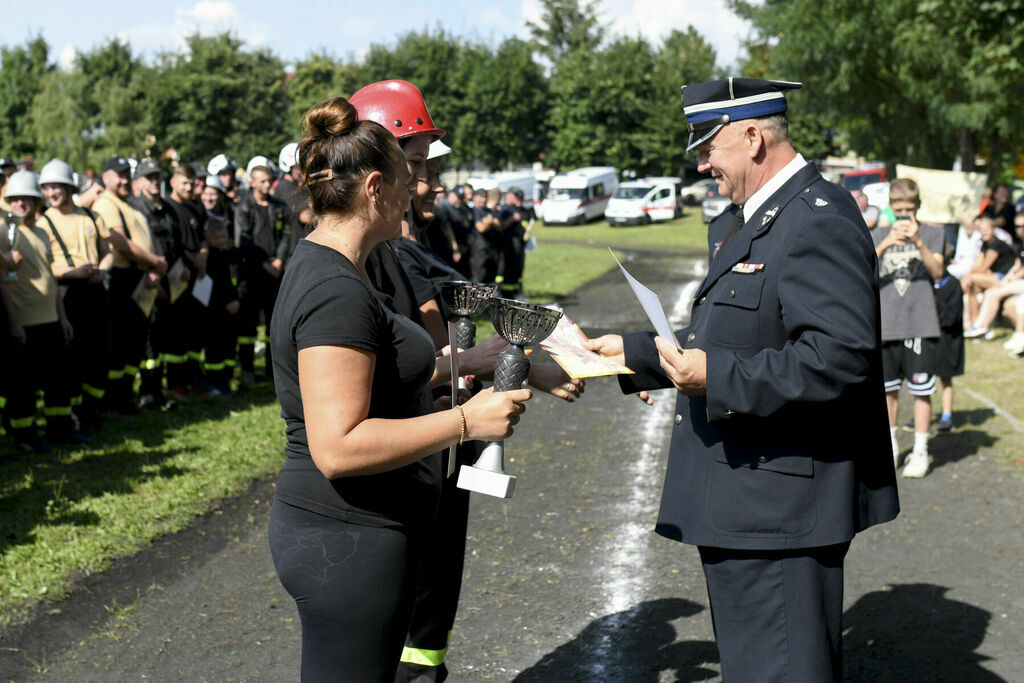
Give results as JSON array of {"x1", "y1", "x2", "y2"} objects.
[
  {"x1": 901, "y1": 418, "x2": 916, "y2": 433},
  {"x1": 936, "y1": 417, "x2": 954, "y2": 432},
  {"x1": 138, "y1": 394, "x2": 162, "y2": 411},
  {"x1": 14, "y1": 436, "x2": 53, "y2": 454}
]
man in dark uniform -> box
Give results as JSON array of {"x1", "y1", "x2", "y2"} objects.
[
  {"x1": 234, "y1": 164, "x2": 294, "y2": 384},
  {"x1": 586, "y1": 78, "x2": 899, "y2": 682},
  {"x1": 273, "y1": 142, "x2": 307, "y2": 258},
  {"x1": 130, "y1": 159, "x2": 185, "y2": 407},
  {"x1": 165, "y1": 163, "x2": 208, "y2": 391}
]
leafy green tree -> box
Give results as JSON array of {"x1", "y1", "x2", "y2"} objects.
[
  {"x1": 147, "y1": 33, "x2": 290, "y2": 165},
  {"x1": 0, "y1": 35, "x2": 54, "y2": 159},
  {"x1": 285, "y1": 51, "x2": 361, "y2": 139},
  {"x1": 641, "y1": 28, "x2": 719, "y2": 175},
  {"x1": 455, "y1": 38, "x2": 549, "y2": 169},
  {"x1": 548, "y1": 37, "x2": 657, "y2": 173},
  {"x1": 730, "y1": 0, "x2": 1024, "y2": 173},
  {"x1": 526, "y1": 0, "x2": 605, "y2": 64}
]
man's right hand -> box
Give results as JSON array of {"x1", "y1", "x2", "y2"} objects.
[{"x1": 583, "y1": 334, "x2": 625, "y2": 366}]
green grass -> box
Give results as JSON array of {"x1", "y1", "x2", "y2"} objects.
[
  {"x1": 532, "y1": 209, "x2": 709, "y2": 253},
  {"x1": 0, "y1": 386, "x2": 284, "y2": 625}
]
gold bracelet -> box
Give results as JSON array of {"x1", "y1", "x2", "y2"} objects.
[{"x1": 455, "y1": 405, "x2": 466, "y2": 446}]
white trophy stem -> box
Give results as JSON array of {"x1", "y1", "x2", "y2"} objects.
[{"x1": 457, "y1": 440, "x2": 516, "y2": 498}]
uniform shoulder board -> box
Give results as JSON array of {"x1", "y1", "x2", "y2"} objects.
[{"x1": 799, "y1": 187, "x2": 839, "y2": 213}]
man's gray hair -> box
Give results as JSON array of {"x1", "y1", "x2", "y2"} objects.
[{"x1": 758, "y1": 114, "x2": 791, "y2": 145}]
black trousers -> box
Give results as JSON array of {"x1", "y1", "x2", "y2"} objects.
[
  {"x1": 396, "y1": 443, "x2": 478, "y2": 682},
  {"x1": 269, "y1": 499, "x2": 420, "y2": 682},
  {"x1": 204, "y1": 307, "x2": 237, "y2": 387},
  {"x1": 238, "y1": 271, "x2": 279, "y2": 376},
  {"x1": 107, "y1": 268, "x2": 149, "y2": 406},
  {"x1": 5, "y1": 322, "x2": 73, "y2": 438},
  {"x1": 698, "y1": 542, "x2": 850, "y2": 683},
  {"x1": 62, "y1": 280, "x2": 109, "y2": 420}
]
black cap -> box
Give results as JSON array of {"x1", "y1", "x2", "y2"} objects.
[
  {"x1": 103, "y1": 156, "x2": 132, "y2": 174},
  {"x1": 0, "y1": 157, "x2": 14, "y2": 168},
  {"x1": 134, "y1": 159, "x2": 164, "y2": 179},
  {"x1": 189, "y1": 161, "x2": 207, "y2": 178},
  {"x1": 508, "y1": 186, "x2": 524, "y2": 200},
  {"x1": 681, "y1": 77, "x2": 803, "y2": 152}
]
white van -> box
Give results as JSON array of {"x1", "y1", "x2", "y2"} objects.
[
  {"x1": 605, "y1": 176, "x2": 683, "y2": 226},
  {"x1": 465, "y1": 171, "x2": 541, "y2": 208},
  {"x1": 542, "y1": 167, "x2": 619, "y2": 225}
]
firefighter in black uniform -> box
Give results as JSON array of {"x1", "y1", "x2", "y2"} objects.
[
  {"x1": 165, "y1": 163, "x2": 209, "y2": 391},
  {"x1": 233, "y1": 164, "x2": 294, "y2": 385},
  {"x1": 130, "y1": 159, "x2": 186, "y2": 406}
]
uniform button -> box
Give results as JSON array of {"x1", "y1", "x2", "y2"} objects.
[
  {"x1": 674, "y1": 414, "x2": 683, "y2": 425},
  {"x1": 698, "y1": 296, "x2": 706, "y2": 305},
  {"x1": 687, "y1": 333, "x2": 695, "y2": 342},
  {"x1": 729, "y1": 290, "x2": 736, "y2": 298},
  {"x1": 758, "y1": 456, "x2": 768, "y2": 463}
]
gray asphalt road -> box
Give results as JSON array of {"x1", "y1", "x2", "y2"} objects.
[{"x1": 2, "y1": 249, "x2": 1021, "y2": 682}]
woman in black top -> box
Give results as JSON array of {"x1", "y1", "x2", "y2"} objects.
[
  {"x1": 267, "y1": 96, "x2": 532, "y2": 682},
  {"x1": 962, "y1": 216, "x2": 1018, "y2": 328}
]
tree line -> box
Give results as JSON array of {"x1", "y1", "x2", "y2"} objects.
[{"x1": 1, "y1": 0, "x2": 1021, "y2": 180}]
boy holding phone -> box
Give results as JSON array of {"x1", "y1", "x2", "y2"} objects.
[{"x1": 873, "y1": 178, "x2": 947, "y2": 477}]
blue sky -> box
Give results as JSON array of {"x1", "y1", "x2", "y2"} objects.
[{"x1": 1, "y1": 1, "x2": 750, "y2": 71}]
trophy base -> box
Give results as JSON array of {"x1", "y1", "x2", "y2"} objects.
[{"x1": 457, "y1": 465, "x2": 517, "y2": 498}]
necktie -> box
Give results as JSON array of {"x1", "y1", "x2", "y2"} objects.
[{"x1": 717, "y1": 208, "x2": 744, "y2": 258}]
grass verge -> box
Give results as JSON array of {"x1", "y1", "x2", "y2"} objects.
[
  {"x1": 0, "y1": 385, "x2": 284, "y2": 625},
  {"x1": 531, "y1": 209, "x2": 709, "y2": 253}
]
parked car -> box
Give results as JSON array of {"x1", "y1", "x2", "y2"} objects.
[
  {"x1": 605, "y1": 176, "x2": 683, "y2": 226},
  {"x1": 841, "y1": 166, "x2": 888, "y2": 193},
  {"x1": 701, "y1": 183, "x2": 731, "y2": 223},
  {"x1": 681, "y1": 178, "x2": 717, "y2": 206}
]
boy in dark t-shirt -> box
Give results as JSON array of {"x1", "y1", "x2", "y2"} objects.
[{"x1": 873, "y1": 179, "x2": 946, "y2": 478}]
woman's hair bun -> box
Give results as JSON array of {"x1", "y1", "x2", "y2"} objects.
[{"x1": 305, "y1": 96, "x2": 358, "y2": 139}]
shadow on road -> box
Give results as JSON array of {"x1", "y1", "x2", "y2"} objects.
[
  {"x1": 515, "y1": 597, "x2": 719, "y2": 682},
  {"x1": 843, "y1": 583, "x2": 1005, "y2": 682}
]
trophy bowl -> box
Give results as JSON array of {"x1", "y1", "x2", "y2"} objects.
[
  {"x1": 438, "y1": 281, "x2": 499, "y2": 317},
  {"x1": 488, "y1": 298, "x2": 562, "y2": 348}
]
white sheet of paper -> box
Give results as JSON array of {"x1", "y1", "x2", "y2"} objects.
[
  {"x1": 191, "y1": 274, "x2": 214, "y2": 307},
  {"x1": 609, "y1": 248, "x2": 681, "y2": 349}
]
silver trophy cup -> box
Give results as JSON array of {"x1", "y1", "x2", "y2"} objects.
[
  {"x1": 438, "y1": 281, "x2": 498, "y2": 349},
  {"x1": 457, "y1": 298, "x2": 562, "y2": 498}
]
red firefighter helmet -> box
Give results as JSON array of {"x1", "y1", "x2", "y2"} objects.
[{"x1": 349, "y1": 80, "x2": 445, "y2": 142}]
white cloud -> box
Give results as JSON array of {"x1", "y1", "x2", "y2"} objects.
[
  {"x1": 518, "y1": 0, "x2": 750, "y2": 70},
  {"x1": 58, "y1": 44, "x2": 78, "y2": 71},
  {"x1": 177, "y1": 0, "x2": 240, "y2": 24}
]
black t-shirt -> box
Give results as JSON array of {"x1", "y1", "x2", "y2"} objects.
[
  {"x1": 392, "y1": 236, "x2": 463, "y2": 308},
  {"x1": 982, "y1": 201, "x2": 1016, "y2": 230},
  {"x1": 270, "y1": 239, "x2": 441, "y2": 530},
  {"x1": 981, "y1": 238, "x2": 1016, "y2": 274}
]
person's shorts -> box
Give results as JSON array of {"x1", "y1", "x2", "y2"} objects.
[
  {"x1": 932, "y1": 329, "x2": 965, "y2": 378},
  {"x1": 882, "y1": 338, "x2": 939, "y2": 395}
]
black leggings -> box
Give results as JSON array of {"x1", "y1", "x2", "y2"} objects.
[{"x1": 268, "y1": 499, "x2": 419, "y2": 682}]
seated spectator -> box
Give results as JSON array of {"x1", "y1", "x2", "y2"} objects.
[
  {"x1": 982, "y1": 183, "x2": 1016, "y2": 232},
  {"x1": 1002, "y1": 294, "x2": 1024, "y2": 356},
  {"x1": 854, "y1": 191, "x2": 879, "y2": 229},
  {"x1": 947, "y1": 215, "x2": 983, "y2": 280},
  {"x1": 963, "y1": 217, "x2": 1017, "y2": 336}
]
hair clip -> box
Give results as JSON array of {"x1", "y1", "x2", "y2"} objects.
[{"x1": 308, "y1": 169, "x2": 334, "y2": 185}]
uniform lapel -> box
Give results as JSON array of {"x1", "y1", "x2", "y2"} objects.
[{"x1": 695, "y1": 164, "x2": 821, "y2": 300}]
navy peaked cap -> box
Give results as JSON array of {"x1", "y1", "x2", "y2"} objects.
[{"x1": 681, "y1": 78, "x2": 803, "y2": 152}]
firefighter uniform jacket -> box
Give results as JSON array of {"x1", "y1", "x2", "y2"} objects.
[
  {"x1": 619, "y1": 162, "x2": 900, "y2": 551},
  {"x1": 234, "y1": 193, "x2": 293, "y2": 268}
]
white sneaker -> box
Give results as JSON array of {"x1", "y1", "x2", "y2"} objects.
[
  {"x1": 902, "y1": 449, "x2": 932, "y2": 478},
  {"x1": 964, "y1": 326, "x2": 990, "y2": 339},
  {"x1": 1003, "y1": 332, "x2": 1024, "y2": 354}
]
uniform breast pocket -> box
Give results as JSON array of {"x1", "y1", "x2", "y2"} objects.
[{"x1": 707, "y1": 277, "x2": 765, "y2": 348}]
